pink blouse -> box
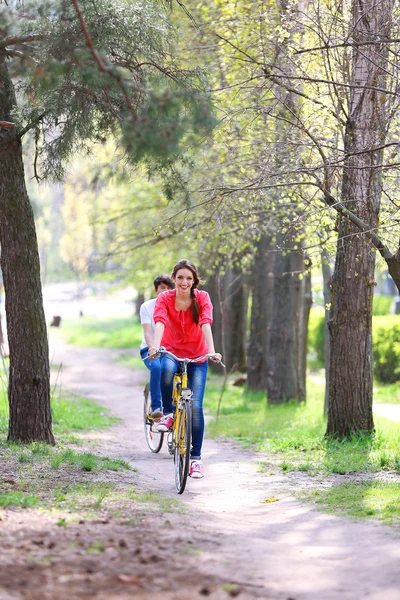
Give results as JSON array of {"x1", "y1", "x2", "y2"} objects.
[{"x1": 153, "y1": 289, "x2": 213, "y2": 359}]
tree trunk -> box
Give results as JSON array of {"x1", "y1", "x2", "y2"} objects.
[
  {"x1": 223, "y1": 266, "x2": 248, "y2": 372},
  {"x1": 206, "y1": 273, "x2": 224, "y2": 373},
  {"x1": 207, "y1": 267, "x2": 248, "y2": 373},
  {"x1": 267, "y1": 232, "x2": 307, "y2": 404},
  {"x1": 326, "y1": 0, "x2": 394, "y2": 437},
  {"x1": 247, "y1": 233, "x2": 274, "y2": 390},
  {"x1": 0, "y1": 58, "x2": 54, "y2": 443}
]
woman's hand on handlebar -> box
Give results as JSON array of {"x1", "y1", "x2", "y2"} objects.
[
  {"x1": 210, "y1": 352, "x2": 222, "y2": 363},
  {"x1": 147, "y1": 346, "x2": 160, "y2": 360}
]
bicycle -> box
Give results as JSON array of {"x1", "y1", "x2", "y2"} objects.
[
  {"x1": 143, "y1": 382, "x2": 164, "y2": 453},
  {"x1": 145, "y1": 347, "x2": 224, "y2": 494}
]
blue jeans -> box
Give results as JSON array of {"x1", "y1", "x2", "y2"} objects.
[
  {"x1": 160, "y1": 355, "x2": 208, "y2": 460},
  {"x1": 140, "y1": 347, "x2": 162, "y2": 411}
]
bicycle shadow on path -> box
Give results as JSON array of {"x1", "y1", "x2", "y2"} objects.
[{"x1": 50, "y1": 336, "x2": 400, "y2": 600}]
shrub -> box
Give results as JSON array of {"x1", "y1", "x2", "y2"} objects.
[
  {"x1": 373, "y1": 316, "x2": 400, "y2": 383},
  {"x1": 307, "y1": 307, "x2": 325, "y2": 370},
  {"x1": 373, "y1": 295, "x2": 395, "y2": 316}
]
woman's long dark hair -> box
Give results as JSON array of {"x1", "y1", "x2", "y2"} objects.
[{"x1": 172, "y1": 259, "x2": 201, "y2": 325}]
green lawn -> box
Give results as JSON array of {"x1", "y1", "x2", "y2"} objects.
[
  {"x1": 0, "y1": 386, "x2": 118, "y2": 437},
  {"x1": 61, "y1": 316, "x2": 142, "y2": 348}
]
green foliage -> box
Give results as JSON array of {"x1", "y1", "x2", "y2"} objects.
[
  {"x1": 373, "y1": 316, "x2": 400, "y2": 383},
  {"x1": 373, "y1": 295, "x2": 395, "y2": 316},
  {"x1": 0, "y1": 387, "x2": 7, "y2": 434},
  {"x1": 373, "y1": 382, "x2": 400, "y2": 404},
  {"x1": 5, "y1": 0, "x2": 215, "y2": 180},
  {"x1": 307, "y1": 310, "x2": 400, "y2": 383},
  {"x1": 123, "y1": 90, "x2": 216, "y2": 164},
  {"x1": 307, "y1": 307, "x2": 325, "y2": 371}
]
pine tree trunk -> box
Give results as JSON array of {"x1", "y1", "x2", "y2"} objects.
[
  {"x1": 0, "y1": 58, "x2": 54, "y2": 443},
  {"x1": 326, "y1": 0, "x2": 394, "y2": 437}
]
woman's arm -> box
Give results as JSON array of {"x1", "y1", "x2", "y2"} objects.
[{"x1": 201, "y1": 324, "x2": 221, "y2": 361}]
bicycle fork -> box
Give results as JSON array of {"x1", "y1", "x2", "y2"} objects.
[{"x1": 167, "y1": 368, "x2": 192, "y2": 456}]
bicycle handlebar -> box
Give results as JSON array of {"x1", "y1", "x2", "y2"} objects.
[{"x1": 144, "y1": 346, "x2": 225, "y2": 368}]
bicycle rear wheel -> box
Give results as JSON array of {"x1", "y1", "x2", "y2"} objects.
[
  {"x1": 143, "y1": 383, "x2": 164, "y2": 453},
  {"x1": 174, "y1": 401, "x2": 191, "y2": 494}
]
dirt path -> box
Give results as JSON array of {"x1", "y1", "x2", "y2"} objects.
[{"x1": 46, "y1": 334, "x2": 400, "y2": 600}]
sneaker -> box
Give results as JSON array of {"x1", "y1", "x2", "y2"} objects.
[
  {"x1": 156, "y1": 413, "x2": 173, "y2": 432},
  {"x1": 150, "y1": 409, "x2": 163, "y2": 420},
  {"x1": 189, "y1": 460, "x2": 204, "y2": 479}
]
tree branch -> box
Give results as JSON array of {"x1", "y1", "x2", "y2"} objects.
[
  {"x1": 0, "y1": 34, "x2": 44, "y2": 49},
  {"x1": 0, "y1": 121, "x2": 16, "y2": 129},
  {"x1": 71, "y1": 0, "x2": 137, "y2": 116}
]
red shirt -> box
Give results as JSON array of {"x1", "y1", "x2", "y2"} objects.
[{"x1": 153, "y1": 289, "x2": 213, "y2": 359}]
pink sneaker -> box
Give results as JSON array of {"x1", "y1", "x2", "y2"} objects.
[
  {"x1": 189, "y1": 460, "x2": 204, "y2": 479},
  {"x1": 156, "y1": 413, "x2": 173, "y2": 432}
]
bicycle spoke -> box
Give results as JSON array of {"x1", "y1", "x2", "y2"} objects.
[{"x1": 143, "y1": 383, "x2": 164, "y2": 453}]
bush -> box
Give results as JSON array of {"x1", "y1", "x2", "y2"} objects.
[
  {"x1": 373, "y1": 295, "x2": 395, "y2": 316},
  {"x1": 308, "y1": 309, "x2": 400, "y2": 383},
  {"x1": 373, "y1": 316, "x2": 400, "y2": 383},
  {"x1": 308, "y1": 308, "x2": 325, "y2": 370}
]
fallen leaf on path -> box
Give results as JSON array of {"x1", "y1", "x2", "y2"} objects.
[
  {"x1": 260, "y1": 497, "x2": 279, "y2": 503},
  {"x1": 117, "y1": 574, "x2": 141, "y2": 585}
]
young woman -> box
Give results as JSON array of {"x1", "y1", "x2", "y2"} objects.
[{"x1": 148, "y1": 259, "x2": 222, "y2": 479}]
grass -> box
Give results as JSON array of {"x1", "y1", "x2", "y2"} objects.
[
  {"x1": 61, "y1": 316, "x2": 143, "y2": 349},
  {"x1": 300, "y1": 481, "x2": 400, "y2": 525},
  {"x1": 0, "y1": 386, "x2": 119, "y2": 436},
  {"x1": 205, "y1": 377, "x2": 400, "y2": 475},
  {"x1": 14, "y1": 444, "x2": 130, "y2": 472},
  {"x1": 373, "y1": 381, "x2": 400, "y2": 404},
  {"x1": 60, "y1": 316, "x2": 146, "y2": 371}
]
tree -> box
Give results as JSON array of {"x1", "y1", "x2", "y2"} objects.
[
  {"x1": 326, "y1": 0, "x2": 396, "y2": 437},
  {"x1": 0, "y1": 0, "x2": 214, "y2": 442}
]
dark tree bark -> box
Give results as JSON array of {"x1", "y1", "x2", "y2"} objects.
[
  {"x1": 223, "y1": 266, "x2": 248, "y2": 372},
  {"x1": 135, "y1": 291, "x2": 145, "y2": 320},
  {"x1": 267, "y1": 232, "x2": 308, "y2": 404},
  {"x1": 206, "y1": 273, "x2": 224, "y2": 371},
  {"x1": 0, "y1": 58, "x2": 54, "y2": 443},
  {"x1": 326, "y1": 0, "x2": 394, "y2": 437},
  {"x1": 207, "y1": 267, "x2": 248, "y2": 373},
  {"x1": 247, "y1": 233, "x2": 274, "y2": 390}
]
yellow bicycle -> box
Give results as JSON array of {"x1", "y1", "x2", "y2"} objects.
[{"x1": 151, "y1": 347, "x2": 224, "y2": 494}]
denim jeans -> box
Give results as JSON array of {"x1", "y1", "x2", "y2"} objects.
[
  {"x1": 160, "y1": 355, "x2": 208, "y2": 460},
  {"x1": 140, "y1": 347, "x2": 162, "y2": 411}
]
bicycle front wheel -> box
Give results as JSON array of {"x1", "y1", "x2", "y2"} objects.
[
  {"x1": 174, "y1": 401, "x2": 191, "y2": 494},
  {"x1": 143, "y1": 383, "x2": 164, "y2": 453}
]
